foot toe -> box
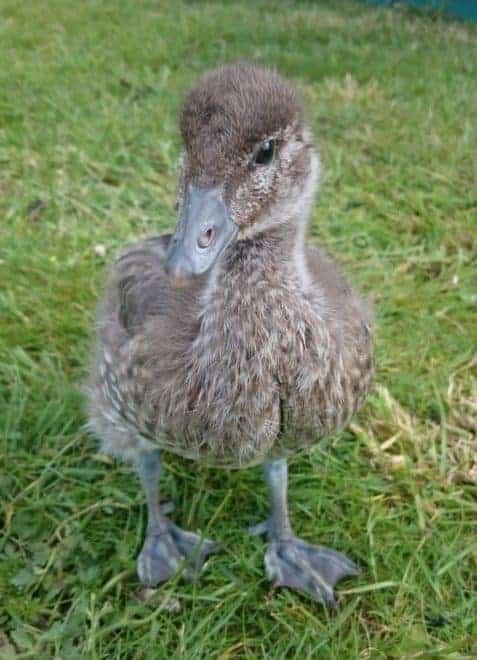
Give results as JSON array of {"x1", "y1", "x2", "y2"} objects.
[
  {"x1": 137, "y1": 530, "x2": 183, "y2": 586},
  {"x1": 167, "y1": 522, "x2": 219, "y2": 573},
  {"x1": 265, "y1": 538, "x2": 359, "y2": 607},
  {"x1": 248, "y1": 519, "x2": 270, "y2": 537},
  {"x1": 296, "y1": 540, "x2": 360, "y2": 583}
]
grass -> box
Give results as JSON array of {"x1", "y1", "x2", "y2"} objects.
[{"x1": 0, "y1": 0, "x2": 476, "y2": 657}]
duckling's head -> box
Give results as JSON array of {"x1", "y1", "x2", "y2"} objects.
[{"x1": 166, "y1": 63, "x2": 319, "y2": 287}]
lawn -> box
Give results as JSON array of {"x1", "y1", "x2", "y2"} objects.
[{"x1": 0, "y1": 1, "x2": 476, "y2": 657}]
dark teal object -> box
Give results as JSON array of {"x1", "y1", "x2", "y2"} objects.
[{"x1": 367, "y1": 1, "x2": 477, "y2": 21}]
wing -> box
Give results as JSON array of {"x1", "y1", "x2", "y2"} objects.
[
  {"x1": 98, "y1": 234, "x2": 194, "y2": 339},
  {"x1": 112, "y1": 235, "x2": 172, "y2": 332},
  {"x1": 96, "y1": 233, "x2": 206, "y2": 379}
]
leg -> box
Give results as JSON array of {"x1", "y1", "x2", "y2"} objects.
[
  {"x1": 252, "y1": 458, "x2": 359, "y2": 607},
  {"x1": 136, "y1": 449, "x2": 218, "y2": 586}
]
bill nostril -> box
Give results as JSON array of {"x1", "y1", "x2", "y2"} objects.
[{"x1": 197, "y1": 227, "x2": 215, "y2": 249}]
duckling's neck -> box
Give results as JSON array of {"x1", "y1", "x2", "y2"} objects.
[
  {"x1": 193, "y1": 213, "x2": 324, "y2": 387},
  {"x1": 225, "y1": 224, "x2": 307, "y2": 290},
  {"x1": 200, "y1": 219, "x2": 313, "y2": 331},
  {"x1": 214, "y1": 149, "x2": 319, "y2": 299}
]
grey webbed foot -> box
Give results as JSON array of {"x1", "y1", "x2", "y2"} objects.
[
  {"x1": 135, "y1": 450, "x2": 219, "y2": 587},
  {"x1": 265, "y1": 536, "x2": 359, "y2": 607},
  {"x1": 137, "y1": 521, "x2": 219, "y2": 587},
  {"x1": 167, "y1": 522, "x2": 219, "y2": 574}
]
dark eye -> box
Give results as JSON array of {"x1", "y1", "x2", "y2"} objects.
[{"x1": 254, "y1": 139, "x2": 275, "y2": 166}]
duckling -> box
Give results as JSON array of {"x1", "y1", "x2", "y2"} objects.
[{"x1": 87, "y1": 63, "x2": 373, "y2": 607}]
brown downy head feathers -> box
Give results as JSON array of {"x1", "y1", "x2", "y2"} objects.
[{"x1": 178, "y1": 62, "x2": 314, "y2": 231}]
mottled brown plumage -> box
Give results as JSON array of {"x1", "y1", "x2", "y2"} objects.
[{"x1": 87, "y1": 63, "x2": 374, "y2": 605}]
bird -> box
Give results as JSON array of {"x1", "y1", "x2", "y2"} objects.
[{"x1": 87, "y1": 62, "x2": 374, "y2": 607}]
